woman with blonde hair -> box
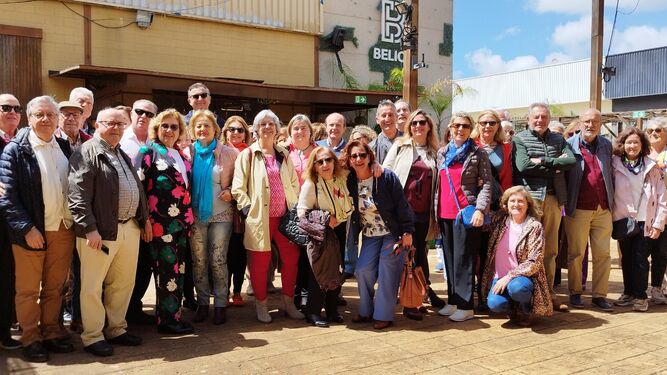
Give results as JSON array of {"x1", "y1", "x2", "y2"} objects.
[
  {"x1": 482, "y1": 185, "x2": 552, "y2": 326},
  {"x1": 383, "y1": 109, "x2": 443, "y2": 319}
]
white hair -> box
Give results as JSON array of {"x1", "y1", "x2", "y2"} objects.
[
  {"x1": 252, "y1": 109, "x2": 281, "y2": 133},
  {"x1": 132, "y1": 99, "x2": 157, "y2": 114},
  {"x1": 69, "y1": 87, "x2": 94, "y2": 102},
  {"x1": 26, "y1": 96, "x2": 58, "y2": 118}
]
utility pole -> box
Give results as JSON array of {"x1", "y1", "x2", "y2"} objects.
[
  {"x1": 590, "y1": 0, "x2": 604, "y2": 110},
  {"x1": 402, "y1": 0, "x2": 419, "y2": 110}
]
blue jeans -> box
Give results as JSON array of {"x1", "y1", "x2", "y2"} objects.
[
  {"x1": 344, "y1": 242, "x2": 358, "y2": 274},
  {"x1": 355, "y1": 234, "x2": 405, "y2": 321},
  {"x1": 190, "y1": 221, "x2": 233, "y2": 307},
  {"x1": 487, "y1": 276, "x2": 533, "y2": 314}
]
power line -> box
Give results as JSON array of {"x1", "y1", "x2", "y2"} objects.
[
  {"x1": 605, "y1": 0, "x2": 620, "y2": 58},
  {"x1": 60, "y1": 1, "x2": 137, "y2": 29},
  {"x1": 619, "y1": 0, "x2": 641, "y2": 15}
]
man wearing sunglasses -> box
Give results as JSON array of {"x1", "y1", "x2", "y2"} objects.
[
  {"x1": 55, "y1": 101, "x2": 91, "y2": 151},
  {"x1": 183, "y1": 82, "x2": 224, "y2": 127},
  {"x1": 0, "y1": 93, "x2": 22, "y2": 352},
  {"x1": 120, "y1": 99, "x2": 157, "y2": 162},
  {"x1": 512, "y1": 102, "x2": 575, "y2": 312}
]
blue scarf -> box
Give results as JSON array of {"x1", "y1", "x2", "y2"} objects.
[
  {"x1": 192, "y1": 139, "x2": 217, "y2": 221},
  {"x1": 444, "y1": 138, "x2": 474, "y2": 167}
]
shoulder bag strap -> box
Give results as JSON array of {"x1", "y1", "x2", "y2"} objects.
[{"x1": 444, "y1": 164, "x2": 462, "y2": 212}]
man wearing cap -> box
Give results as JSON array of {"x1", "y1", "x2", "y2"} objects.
[
  {"x1": 0, "y1": 96, "x2": 75, "y2": 362},
  {"x1": 56, "y1": 101, "x2": 91, "y2": 152},
  {"x1": 0, "y1": 93, "x2": 22, "y2": 351},
  {"x1": 121, "y1": 99, "x2": 158, "y2": 325}
]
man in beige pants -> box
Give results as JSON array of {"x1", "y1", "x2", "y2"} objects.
[{"x1": 68, "y1": 107, "x2": 150, "y2": 357}]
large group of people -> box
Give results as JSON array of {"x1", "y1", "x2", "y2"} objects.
[{"x1": 0, "y1": 84, "x2": 666, "y2": 364}]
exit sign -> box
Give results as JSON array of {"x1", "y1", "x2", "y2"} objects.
[{"x1": 354, "y1": 95, "x2": 367, "y2": 104}]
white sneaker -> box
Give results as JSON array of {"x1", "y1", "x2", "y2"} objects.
[
  {"x1": 438, "y1": 304, "x2": 457, "y2": 316},
  {"x1": 449, "y1": 309, "x2": 474, "y2": 322},
  {"x1": 633, "y1": 299, "x2": 649, "y2": 312},
  {"x1": 614, "y1": 294, "x2": 635, "y2": 307},
  {"x1": 651, "y1": 287, "x2": 667, "y2": 305}
]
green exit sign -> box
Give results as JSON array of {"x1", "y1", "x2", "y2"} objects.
[
  {"x1": 354, "y1": 95, "x2": 367, "y2": 104},
  {"x1": 632, "y1": 111, "x2": 647, "y2": 119}
]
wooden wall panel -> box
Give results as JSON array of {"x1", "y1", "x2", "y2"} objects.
[{"x1": 0, "y1": 26, "x2": 42, "y2": 107}]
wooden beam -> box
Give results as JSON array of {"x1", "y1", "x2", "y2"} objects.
[
  {"x1": 590, "y1": 0, "x2": 604, "y2": 110},
  {"x1": 402, "y1": 0, "x2": 419, "y2": 110},
  {"x1": 0, "y1": 24, "x2": 42, "y2": 39},
  {"x1": 84, "y1": 5, "x2": 92, "y2": 65}
]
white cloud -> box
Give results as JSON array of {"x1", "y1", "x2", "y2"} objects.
[
  {"x1": 611, "y1": 25, "x2": 667, "y2": 53},
  {"x1": 496, "y1": 26, "x2": 521, "y2": 41},
  {"x1": 551, "y1": 16, "x2": 593, "y2": 57},
  {"x1": 527, "y1": 0, "x2": 667, "y2": 15},
  {"x1": 466, "y1": 48, "x2": 540, "y2": 75}
]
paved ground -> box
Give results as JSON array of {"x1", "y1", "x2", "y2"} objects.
[{"x1": 2, "y1": 247, "x2": 667, "y2": 374}]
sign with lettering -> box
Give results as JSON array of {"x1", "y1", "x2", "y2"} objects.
[{"x1": 369, "y1": 0, "x2": 405, "y2": 80}]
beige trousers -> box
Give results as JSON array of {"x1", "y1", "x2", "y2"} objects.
[
  {"x1": 563, "y1": 206, "x2": 612, "y2": 297},
  {"x1": 535, "y1": 194, "x2": 562, "y2": 291},
  {"x1": 78, "y1": 221, "x2": 140, "y2": 346}
]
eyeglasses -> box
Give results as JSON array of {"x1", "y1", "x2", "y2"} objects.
[
  {"x1": 260, "y1": 122, "x2": 276, "y2": 128},
  {"x1": 450, "y1": 123, "x2": 471, "y2": 130},
  {"x1": 646, "y1": 128, "x2": 663, "y2": 135},
  {"x1": 160, "y1": 123, "x2": 180, "y2": 132},
  {"x1": 228, "y1": 127, "x2": 245, "y2": 133},
  {"x1": 60, "y1": 112, "x2": 81, "y2": 119},
  {"x1": 411, "y1": 120, "x2": 428, "y2": 127},
  {"x1": 99, "y1": 121, "x2": 125, "y2": 128},
  {"x1": 349, "y1": 152, "x2": 367, "y2": 160},
  {"x1": 315, "y1": 157, "x2": 334, "y2": 166},
  {"x1": 479, "y1": 121, "x2": 498, "y2": 126},
  {"x1": 133, "y1": 108, "x2": 155, "y2": 118},
  {"x1": 31, "y1": 112, "x2": 57, "y2": 120},
  {"x1": 190, "y1": 93, "x2": 209, "y2": 100},
  {"x1": 0, "y1": 105, "x2": 21, "y2": 113}
]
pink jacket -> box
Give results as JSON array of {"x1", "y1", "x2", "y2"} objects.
[{"x1": 612, "y1": 156, "x2": 667, "y2": 235}]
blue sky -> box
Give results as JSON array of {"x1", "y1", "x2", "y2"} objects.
[{"x1": 453, "y1": 0, "x2": 667, "y2": 79}]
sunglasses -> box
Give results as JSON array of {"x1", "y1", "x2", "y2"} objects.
[
  {"x1": 160, "y1": 123, "x2": 180, "y2": 131},
  {"x1": 450, "y1": 123, "x2": 471, "y2": 130},
  {"x1": 315, "y1": 157, "x2": 334, "y2": 166},
  {"x1": 411, "y1": 120, "x2": 428, "y2": 127},
  {"x1": 228, "y1": 127, "x2": 245, "y2": 133},
  {"x1": 0, "y1": 105, "x2": 22, "y2": 113},
  {"x1": 133, "y1": 108, "x2": 155, "y2": 118},
  {"x1": 479, "y1": 121, "x2": 498, "y2": 126},
  {"x1": 349, "y1": 152, "x2": 367, "y2": 160},
  {"x1": 190, "y1": 93, "x2": 209, "y2": 100},
  {"x1": 646, "y1": 128, "x2": 663, "y2": 135}
]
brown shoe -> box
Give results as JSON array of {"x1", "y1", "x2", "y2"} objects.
[
  {"x1": 373, "y1": 320, "x2": 392, "y2": 330},
  {"x1": 552, "y1": 297, "x2": 569, "y2": 312},
  {"x1": 351, "y1": 314, "x2": 372, "y2": 323},
  {"x1": 213, "y1": 307, "x2": 227, "y2": 325}
]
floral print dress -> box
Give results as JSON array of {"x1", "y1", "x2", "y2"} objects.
[{"x1": 138, "y1": 141, "x2": 194, "y2": 326}]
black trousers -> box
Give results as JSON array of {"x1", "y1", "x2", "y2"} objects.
[
  {"x1": 0, "y1": 228, "x2": 15, "y2": 339},
  {"x1": 439, "y1": 218, "x2": 480, "y2": 310},
  {"x1": 227, "y1": 232, "x2": 247, "y2": 295},
  {"x1": 127, "y1": 240, "x2": 153, "y2": 317},
  {"x1": 306, "y1": 224, "x2": 346, "y2": 317},
  {"x1": 652, "y1": 230, "x2": 667, "y2": 287},
  {"x1": 619, "y1": 222, "x2": 665, "y2": 299},
  {"x1": 413, "y1": 220, "x2": 431, "y2": 285}
]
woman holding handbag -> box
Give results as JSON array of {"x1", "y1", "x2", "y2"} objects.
[
  {"x1": 231, "y1": 109, "x2": 303, "y2": 323},
  {"x1": 481, "y1": 186, "x2": 553, "y2": 326},
  {"x1": 343, "y1": 140, "x2": 414, "y2": 330},
  {"x1": 383, "y1": 109, "x2": 444, "y2": 320},
  {"x1": 297, "y1": 147, "x2": 353, "y2": 327},
  {"x1": 436, "y1": 112, "x2": 493, "y2": 322},
  {"x1": 611, "y1": 127, "x2": 667, "y2": 312}
]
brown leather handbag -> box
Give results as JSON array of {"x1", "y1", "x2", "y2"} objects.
[{"x1": 399, "y1": 246, "x2": 427, "y2": 308}]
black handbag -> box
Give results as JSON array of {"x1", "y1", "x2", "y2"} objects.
[
  {"x1": 279, "y1": 205, "x2": 309, "y2": 247},
  {"x1": 611, "y1": 218, "x2": 641, "y2": 240}
]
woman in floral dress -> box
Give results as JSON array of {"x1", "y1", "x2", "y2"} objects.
[{"x1": 136, "y1": 108, "x2": 195, "y2": 335}]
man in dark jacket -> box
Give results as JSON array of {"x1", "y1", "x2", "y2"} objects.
[
  {"x1": 0, "y1": 96, "x2": 75, "y2": 362},
  {"x1": 68, "y1": 107, "x2": 150, "y2": 357},
  {"x1": 513, "y1": 102, "x2": 575, "y2": 311},
  {"x1": 0, "y1": 93, "x2": 22, "y2": 351}
]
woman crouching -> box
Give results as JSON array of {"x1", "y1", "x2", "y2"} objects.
[{"x1": 481, "y1": 186, "x2": 553, "y2": 326}]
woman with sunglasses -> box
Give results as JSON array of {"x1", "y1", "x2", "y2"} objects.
[
  {"x1": 436, "y1": 112, "x2": 492, "y2": 322},
  {"x1": 382, "y1": 109, "x2": 444, "y2": 320},
  {"x1": 297, "y1": 147, "x2": 353, "y2": 327},
  {"x1": 231, "y1": 109, "x2": 304, "y2": 323},
  {"x1": 221, "y1": 116, "x2": 252, "y2": 306},
  {"x1": 611, "y1": 127, "x2": 667, "y2": 311},
  {"x1": 136, "y1": 109, "x2": 195, "y2": 334},
  {"x1": 187, "y1": 110, "x2": 239, "y2": 325},
  {"x1": 470, "y1": 110, "x2": 512, "y2": 309},
  {"x1": 343, "y1": 140, "x2": 414, "y2": 330}
]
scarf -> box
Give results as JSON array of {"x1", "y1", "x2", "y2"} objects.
[
  {"x1": 192, "y1": 139, "x2": 217, "y2": 221},
  {"x1": 444, "y1": 138, "x2": 474, "y2": 167},
  {"x1": 623, "y1": 155, "x2": 643, "y2": 175}
]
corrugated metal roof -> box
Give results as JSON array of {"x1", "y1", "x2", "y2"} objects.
[
  {"x1": 453, "y1": 59, "x2": 597, "y2": 113},
  {"x1": 75, "y1": 0, "x2": 322, "y2": 34},
  {"x1": 605, "y1": 46, "x2": 667, "y2": 99}
]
